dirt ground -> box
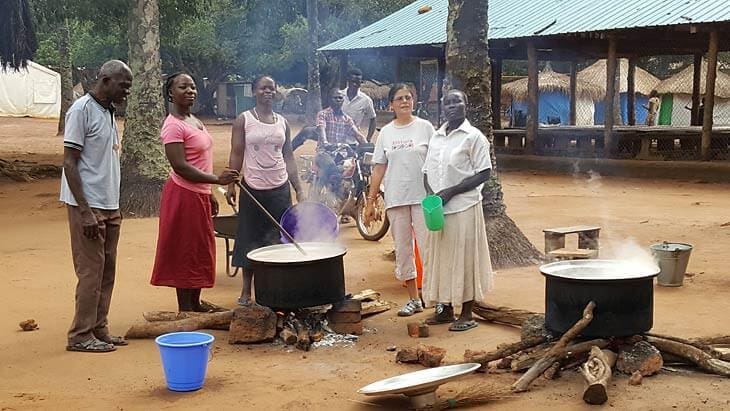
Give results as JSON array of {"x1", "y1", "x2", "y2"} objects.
[{"x1": 1, "y1": 117, "x2": 729, "y2": 410}]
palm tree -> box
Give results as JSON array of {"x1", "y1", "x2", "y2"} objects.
[
  {"x1": 119, "y1": 0, "x2": 168, "y2": 217},
  {"x1": 446, "y1": 0, "x2": 542, "y2": 268}
]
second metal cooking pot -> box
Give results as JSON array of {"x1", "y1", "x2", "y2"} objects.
[
  {"x1": 540, "y1": 260, "x2": 660, "y2": 337},
  {"x1": 247, "y1": 242, "x2": 346, "y2": 309}
]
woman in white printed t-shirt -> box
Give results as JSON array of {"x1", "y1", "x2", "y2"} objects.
[
  {"x1": 422, "y1": 89, "x2": 494, "y2": 332},
  {"x1": 364, "y1": 83, "x2": 435, "y2": 316}
]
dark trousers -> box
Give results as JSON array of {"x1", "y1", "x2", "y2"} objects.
[{"x1": 67, "y1": 205, "x2": 122, "y2": 345}]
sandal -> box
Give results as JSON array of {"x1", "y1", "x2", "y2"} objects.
[
  {"x1": 424, "y1": 303, "x2": 456, "y2": 325},
  {"x1": 66, "y1": 338, "x2": 116, "y2": 353},
  {"x1": 449, "y1": 320, "x2": 478, "y2": 332},
  {"x1": 98, "y1": 335, "x2": 128, "y2": 346}
]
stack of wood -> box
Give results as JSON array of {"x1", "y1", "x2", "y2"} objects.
[
  {"x1": 326, "y1": 298, "x2": 363, "y2": 335},
  {"x1": 461, "y1": 302, "x2": 730, "y2": 406}
]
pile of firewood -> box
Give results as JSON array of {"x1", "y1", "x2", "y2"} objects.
[{"x1": 462, "y1": 302, "x2": 730, "y2": 405}]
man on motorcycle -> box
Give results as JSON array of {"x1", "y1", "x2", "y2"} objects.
[{"x1": 313, "y1": 89, "x2": 366, "y2": 221}]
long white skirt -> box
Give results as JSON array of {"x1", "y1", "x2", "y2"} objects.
[{"x1": 422, "y1": 203, "x2": 494, "y2": 309}]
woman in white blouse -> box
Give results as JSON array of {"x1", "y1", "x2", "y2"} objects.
[
  {"x1": 422, "y1": 89, "x2": 494, "y2": 332},
  {"x1": 364, "y1": 83, "x2": 434, "y2": 316}
]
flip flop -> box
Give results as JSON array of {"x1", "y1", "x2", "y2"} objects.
[
  {"x1": 98, "y1": 335, "x2": 128, "y2": 346},
  {"x1": 449, "y1": 320, "x2": 478, "y2": 332},
  {"x1": 66, "y1": 338, "x2": 116, "y2": 353}
]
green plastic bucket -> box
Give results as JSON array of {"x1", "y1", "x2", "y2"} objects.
[{"x1": 421, "y1": 195, "x2": 444, "y2": 231}]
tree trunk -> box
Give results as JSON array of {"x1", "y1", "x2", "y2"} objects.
[
  {"x1": 56, "y1": 17, "x2": 73, "y2": 136},
  {"x1": 446, "y1": 0, "x2": 542, "y2": 269},
  {"x1": 120, "y1": 0, "x2": 168, "y2": 217},
  {"x1": 305, "y1": 0, "x2": 322, "y2": 123}
]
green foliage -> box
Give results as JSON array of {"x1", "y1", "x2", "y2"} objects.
[
  {"x1": 28, "y1": 0, "x2": 415, "y2": 85},
  {"x1": 34, "y1": 20, "x2": 125, "y2": 69}
]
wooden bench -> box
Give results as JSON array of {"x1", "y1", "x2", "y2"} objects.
[{"x1": 543, "y1": 225, "x2": 600, "y2": 261}]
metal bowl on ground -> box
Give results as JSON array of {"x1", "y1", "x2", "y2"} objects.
[
  {"x1": 358, "y1": 363, "x2": 482, "y2": 408},
  {"x1": 247, "y1": 242, "x2": 346, "y2": 309},
  {"x1": 540, "y1": 259, "x2": 660, "y2": 338}
]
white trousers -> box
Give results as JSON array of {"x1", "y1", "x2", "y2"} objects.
[{"x1": 386, "y1": 204, "x2": 428, "y2": 281}]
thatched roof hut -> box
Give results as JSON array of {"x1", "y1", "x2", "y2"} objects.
[
  {"x1": 655, "y1": 59, "x2": 730, "y2": 98},
  {"x1": 502, "y1": 65, "x2": 603, "y2": 101},
  {"x1": 578, "y1": 59, "x2": 660, "y2": 96},
  {"x1": 360, "y1": 80, "x2": 390, "y2": 100}
]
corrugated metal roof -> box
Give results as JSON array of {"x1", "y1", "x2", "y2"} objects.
[{"x1": 320, "y1": 0, "x2": 730, "y2": 52}]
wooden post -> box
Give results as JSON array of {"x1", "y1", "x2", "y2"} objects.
[
  {"x1": 437, "y1": 52, "x2": 445, "y2": 127},
  {"x1": 701, "y1": 31, "x2": 718, "y2": 161},
  {"x1": 604, "y1": 38, "x2": 618, "y2": 157},
  {"x1": 338, "y1": 52, "x2": 349, "y2": 90},
  {"x1": 691, "y1": 54, "x2": 702, "y2": 126},
  {"x1": 569, "y1": 61, "x2": 577, "y2": 126},
  {"x1": 526, "y1": 42, "x2": 538, "y2": 154},
  {"x1": 627, "y1": 57, "x2": 636, "y2": 126},
  {"x1": 492, "y1": 58, "x2": 504, "y2": 146}
]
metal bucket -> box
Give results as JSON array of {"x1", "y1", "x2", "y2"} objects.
[{"x1": 650, "y1": 242, "x2": 693, "y2": 287}]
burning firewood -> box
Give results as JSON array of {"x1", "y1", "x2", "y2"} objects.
[
  {"x1": 512, "y1": 301, "x2": 596, "y2": 392},
  {"x1": 580, "y1": 347, "x2": 617, "y2": 405}
]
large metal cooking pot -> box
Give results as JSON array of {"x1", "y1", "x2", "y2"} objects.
[
  {"x1": 540, "y1": 260, "x2": 660, "y2": 337},
  {"x1": 247, "y1": 242, "x2": 346, "y2": 309}
]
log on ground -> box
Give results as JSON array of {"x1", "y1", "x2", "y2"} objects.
[
  {"x1": 646, "y1": 336, "x2": 730, "y2": 377},
  {"x1": 580, "y1": 347, "x2": 617, "y2": 405},
  {"x1": 464, "y1": 335, "x2": 547, "y2": 371},
  {"x1": 472, "y1": 303, "x2": 539, "y2": 327},
  {"x1": 125, "y1": 311, "x2": 233, "y2": 339}
]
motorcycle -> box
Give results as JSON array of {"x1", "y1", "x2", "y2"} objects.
[{"x1": 298, "y1": 143, "x2": 390, "y2": 241}]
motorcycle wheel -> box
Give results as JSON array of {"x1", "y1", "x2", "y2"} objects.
[{"x1": 355, "y1": 188, "x2": 390, "y2": 241}]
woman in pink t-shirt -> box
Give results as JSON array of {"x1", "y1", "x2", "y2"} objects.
[{"x1": 150, "y1": 73, "x2": 239, "y2": 312}]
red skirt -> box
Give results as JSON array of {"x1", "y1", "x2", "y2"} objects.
[{"x1": 151, "y1": 180, "x2": 215, "y2": 288}]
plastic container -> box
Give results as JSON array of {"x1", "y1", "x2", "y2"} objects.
[
  {"x1": 650, "y1": 242, "x2": 693, "y2": 287},
  {"x1": 280, "y1": 202, "x2": 339, "y2": 243},
  {"x1": 155, "y1": 332, "x2": 214, "y2": 392},
  {"x1": 421, "y1": 195, "x2": 444, "y2": 231}
]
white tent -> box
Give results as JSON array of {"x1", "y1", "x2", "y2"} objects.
[{"x1": 0, "y1": 61, "x2": 61, "y2": 119}]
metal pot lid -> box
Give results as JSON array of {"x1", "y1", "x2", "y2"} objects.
[
  {"x1": 247, "y1": 242, "x2": 346, "y2": 263},
  {"x1": 358, "y1": 363, "x2": 481, "y2": 396},
  {"x1": 540, "y1": 259, "x2": 659, "y2": 281},
  {"x1": 650, "y1": 242, "x2": 693, "y2": 252}
]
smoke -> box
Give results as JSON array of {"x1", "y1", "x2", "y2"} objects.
[
  {"x1": 600, "y1": 237, "x2": 659, "y2": 272},
  {"x1": 568, "y1": 168, "x2": 657, "y2": 271},
  {"x1": 281, "y1": 201, "x2": 340, "y2": 244}
]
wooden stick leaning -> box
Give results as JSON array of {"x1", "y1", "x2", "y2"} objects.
[
  {"x1": 512, "y1": 301, "x2": 596, "y2": 392},
  {"x1": 580, "y1": 347, "x2": 617, "y2": 405},
  {"x1": 511, "y1": 338, "x2": 610, "y2": 372}
]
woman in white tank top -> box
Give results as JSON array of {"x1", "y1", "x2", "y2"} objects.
[{"x1": 226, "y1": 75, "x2": 303, "y2": 306}]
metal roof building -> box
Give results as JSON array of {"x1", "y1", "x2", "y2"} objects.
[
  {"x1": 321, "y1": 0, "x2": 730, "y2": 54},
  {"x1": 321, "y1": 0, "x2": 730, "y2": 160}
]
